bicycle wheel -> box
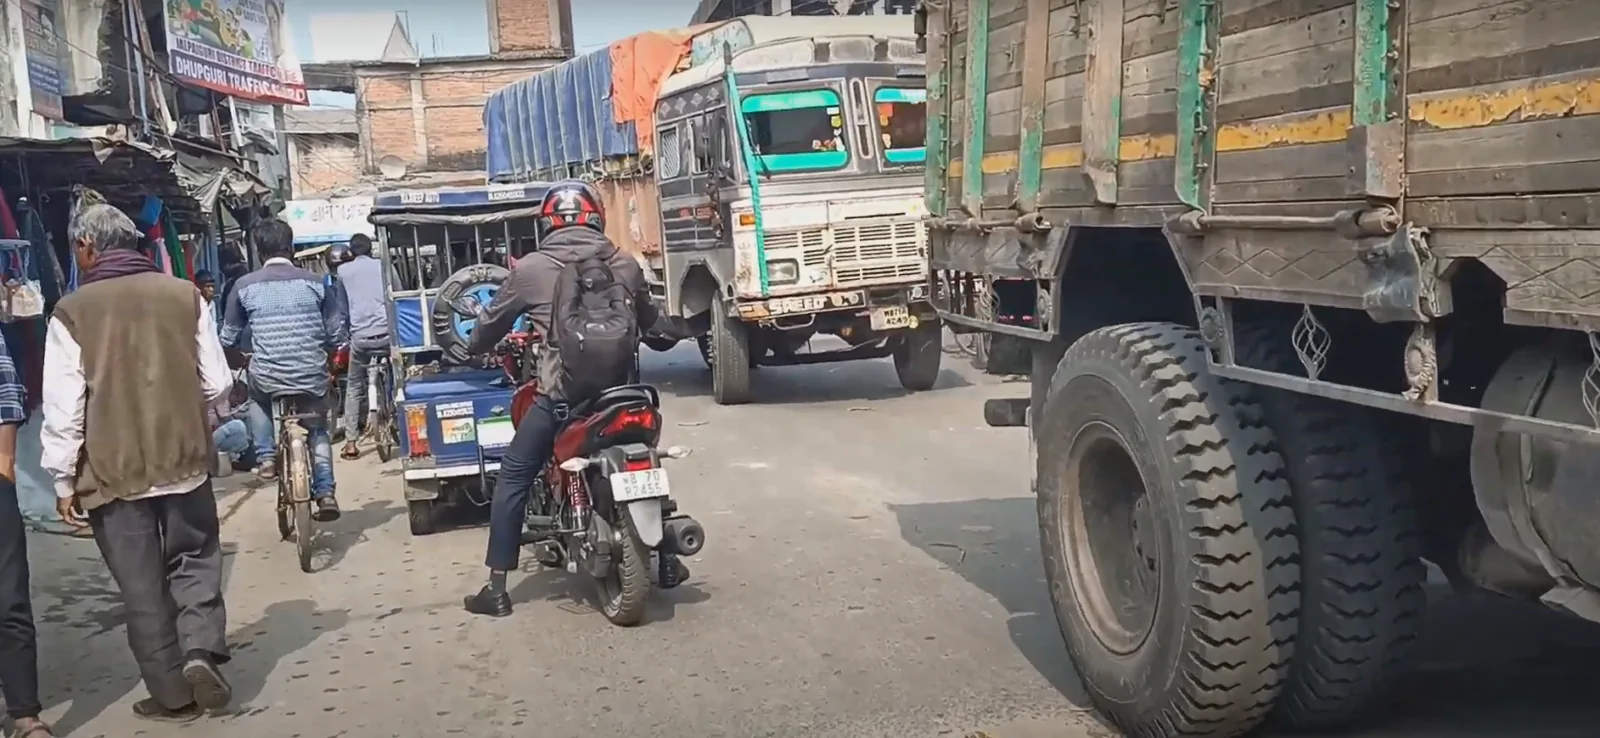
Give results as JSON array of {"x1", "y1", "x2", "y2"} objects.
[
  {"x1": 286, "y1": 430, "x2": 316, "y2": 573},
  {"x1": 276, "y1": 497, "x2": 294, "y2": 540},
  {"x1": 374, "y1": 366, "x2": 397, "y2": 463},
  {"x1": 275, "y1": 453, "x2": 294, "y2": 540}
]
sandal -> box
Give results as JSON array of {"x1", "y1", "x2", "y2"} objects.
[
  {"x1": 130, "y1": 698, "x2": 201, "y2": 723},
  {"x1": 340, "y1": 443, "x2": 361, "y2": 460}
]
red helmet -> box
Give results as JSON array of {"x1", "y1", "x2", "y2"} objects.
[{"x1": 535, "y1": 180, "x2": 605, "y2": 239}]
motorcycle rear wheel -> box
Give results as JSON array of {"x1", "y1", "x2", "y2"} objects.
[{"x1": 596, "y1": 512, "x2": 652, "y2": 626}]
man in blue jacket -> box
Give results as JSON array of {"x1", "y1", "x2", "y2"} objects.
[{"x1": 220, "y1": 219, "x2": 347, "y2": 521}]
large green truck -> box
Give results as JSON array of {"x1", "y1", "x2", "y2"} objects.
[{"x1": 917, "y1": 0, "x2": 1600, "y2": 735}]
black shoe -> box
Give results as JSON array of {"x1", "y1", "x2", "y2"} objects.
[
  {"x1": 180, "y1": 654, "x2": 232, "y2": 710},
  {"x1": 463, "y1": 585, "x2": 512, "y2": 617},
  {"x1": 131, "y1": 698, "x2": 203, "y2": 723},
  {"x1": 313, "y1": 496, "x2": 341, "y2": 522}
]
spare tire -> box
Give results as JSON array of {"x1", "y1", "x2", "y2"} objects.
[{"x1": 432, "y1": 264, "x2": 524, "y2": 365}]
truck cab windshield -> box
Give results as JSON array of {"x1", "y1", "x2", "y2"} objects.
[
  {"x1": 874, "y1": 87, "x2": 926, "y2": 165},
  {"x1": 741, "y1": 89, "x2": 849, "y2": 172}
]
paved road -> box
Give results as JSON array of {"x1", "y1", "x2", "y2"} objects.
[{"x1": 20, "y1": 341, "x2": 1600, "y2": 737}]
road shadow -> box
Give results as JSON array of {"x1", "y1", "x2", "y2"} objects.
[
  {"x1": 1311, "y1": 586, "x2": 1600, "y2": 737},
  {"x1": 508, "y1": 557, "x2": 710, "y2": 625},
  {"x1": 222, "y1": 599, "x2": 352, "y2": 712},
  {"x1": 34, "y1": 537, "x2": 240, "y2": 733},
  {"x1": 645, "y1": 341, "x2": 971, "y2": 405},
  {"x1": 891, "y1": 497, "x2": 1600, "y2": 737},
  {"x1": 314, "y1": 500, "x2": 407, "y2": 570},
  {"x1": 888, "y1": 497, "x2": 1088, "y2": 705}
]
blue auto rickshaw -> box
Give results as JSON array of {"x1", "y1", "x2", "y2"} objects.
[{"x1": 368, "y1": 183, "x2": 548, "y2": 535}]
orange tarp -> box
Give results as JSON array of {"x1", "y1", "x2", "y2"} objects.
[{"x1": 608, "y1": 25, "x2": 718, "y2": 156}]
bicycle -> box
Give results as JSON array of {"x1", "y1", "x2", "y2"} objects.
[
  {"x1": 365, "y1": 351, "x2": 399, "y2": 462},
  {"x1": 271, "y1": 395, "x2": 322, "y2": 573}
]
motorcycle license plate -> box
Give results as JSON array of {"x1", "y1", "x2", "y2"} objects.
[
  {"x1": 870, "y1": 305, "x2": 912, "y2": 330},
  {"x1": 610, "y1": 468, "x2": 670, "y2": 501}
]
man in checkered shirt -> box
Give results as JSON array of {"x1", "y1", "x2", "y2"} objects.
[{"x1": 0, "y1": 336, "x2": 51, "y2": 736}]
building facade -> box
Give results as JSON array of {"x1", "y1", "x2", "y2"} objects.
[{"x1": 301, "y1": 0, "x2": 570, "y2": 186}]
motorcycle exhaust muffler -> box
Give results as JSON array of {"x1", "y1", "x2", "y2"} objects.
[{"x1": 662, "y1": 516, "x2": 704, "y2": 556}]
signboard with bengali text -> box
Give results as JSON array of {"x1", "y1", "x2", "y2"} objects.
[
  {"x1": 162, "y1": 0, "x2": 307, "y2": 104},
  {"x1": 284, "y1": 197, "x2": 375, "y2": 245},
  {"x1": 21, "y1": 0, "x2": 64, "y2": 120}
]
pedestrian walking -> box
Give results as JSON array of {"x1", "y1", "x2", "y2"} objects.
[
  {"x1": 0, "y1": 335, "x2": 51, "y2": 736},
  {"x1": 39, "y1": 204, "x2": 236, "y2": 722},
  {"x1": 333, "y1": 234, "x2": 391, "y2": 459}
]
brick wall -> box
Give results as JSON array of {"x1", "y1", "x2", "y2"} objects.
[
  {"x1": 289, "y1": 134, "x2": 362, "y2": 198},
  {"x1": 488, "y1": 0, "x2": 572, "y2": 55},
  {"x1": 357, "y1": 59, "x2": 556, "y2": 174}
]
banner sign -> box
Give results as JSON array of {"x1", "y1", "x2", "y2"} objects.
[
  {"x1": 284, "y1": 197, "x2": 375, "y2": 245},
  {"x1": 162, "y1": 0, "x2": 307, "y2": 105},
  {"x1": 20, "y1": 0, "x2": 64, "y2": 120}
]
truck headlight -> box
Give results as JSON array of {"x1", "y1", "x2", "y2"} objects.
[{"x1": 767, "y1": 259, "x2": 799, "y2": 284}]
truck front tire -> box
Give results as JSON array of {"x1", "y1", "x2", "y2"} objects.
[
  {"x1": 1035, "y1": 322, "x2": 1300, "y2": 738},
  {"x1": 1234, "y1": 324, "x2": 1427, "y2": 730},
  {"x1": 709, "y1": 293, "x2": 752, "y2": 405},
  {"x1": 892, "y1": 320, "x2": 941, "y2": 391}
]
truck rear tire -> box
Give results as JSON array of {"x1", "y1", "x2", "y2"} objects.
[
  {"x1": 709, "y1": 293, "x2": 752, "y2": 405},
  {"x1": 1234, "y1": 325, "x2": 1427, "y2": 730},
  {"x1": 1035, "y1": 322, "x2": 1299, "y2": 738},
  {"x1": 892, "y1": 320, "x2": 941, "y2": 391}
]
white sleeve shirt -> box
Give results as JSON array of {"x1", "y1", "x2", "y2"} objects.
[{"x1": 40, "y1": 304, "x2": 235, "y2": 500}]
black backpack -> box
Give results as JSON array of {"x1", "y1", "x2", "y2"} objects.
[{"x1": 548, "y1": 254, "x2": 638, "y2": 401}]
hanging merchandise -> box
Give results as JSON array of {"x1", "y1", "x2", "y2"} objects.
[
  {"x1": 0, "y1": 241, "x2": 45, "y2": 322},
  {"x1": 13, "y1": 198, "x2": 65, "y2": 308},
  {"x1": 162, "y1": 209, "x2": 188, "y2": 279}
]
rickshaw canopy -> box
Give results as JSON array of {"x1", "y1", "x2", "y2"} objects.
[{"x1": 370, "y1": 182, "x2": 552, "y2": 355}]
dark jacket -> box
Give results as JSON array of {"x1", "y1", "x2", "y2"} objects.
[{"x1": 469, "y1": 226, "x2": 659, "y2": 400}]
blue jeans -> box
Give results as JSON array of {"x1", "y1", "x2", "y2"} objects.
[
  {"x1": 247, "y1": 391, "x2": 336, "y2": 499},
  {"x1": 212, "y1": 419, "x2": 253, "y2": 461}
]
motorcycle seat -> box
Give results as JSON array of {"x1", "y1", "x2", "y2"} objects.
[{"x1": 569, "y1": 384, "x2": 659, "y2": 418}]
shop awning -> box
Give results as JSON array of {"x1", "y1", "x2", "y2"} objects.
[{"x1": 0, "y1": 136, "x2": 270, "y2": 224}]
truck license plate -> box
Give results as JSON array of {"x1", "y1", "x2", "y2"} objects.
[
  {"x1": 610, "y1": 468, "x2": 670, "y2": 501},
  {"x1": 870, "y1": 305, "x2": 912, "y2": 330}
]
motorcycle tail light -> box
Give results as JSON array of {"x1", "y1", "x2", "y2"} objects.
[
  {"x1": 404, "y1": 404, "x2": 430, "y2": 457},
  {"x1": 622, "y1": 458, "x2": 655, "y2": 472},
  {"x1": 600, "y1": 407, "x2": 659, "y2": 437}
]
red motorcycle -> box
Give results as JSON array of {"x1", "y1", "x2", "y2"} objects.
[{"x1": 499, "y1": 334, "x2": 704, "y2": 626}]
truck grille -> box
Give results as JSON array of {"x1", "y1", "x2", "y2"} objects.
[{"x1": 770, "y1": 219, "x2": 925, "y2": 287}]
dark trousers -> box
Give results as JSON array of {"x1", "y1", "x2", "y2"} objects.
[
  {"x1": 486, "y1": 398, "x2": 561, "y2": 572},
  {"x1": 89, "y1": 480, "x2": 228, "y2": 710},
  {"x1": 0, "y1": 478, "x2": 41, "y2": 720}
]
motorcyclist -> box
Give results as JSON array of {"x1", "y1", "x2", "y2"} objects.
[{"x1": 459, "y1": 180, "x2": 673, "y2": 617}]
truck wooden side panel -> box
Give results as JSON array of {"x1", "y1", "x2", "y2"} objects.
[{"x1": 928, "y1": 0, "x2": 1600, "y2": 326}]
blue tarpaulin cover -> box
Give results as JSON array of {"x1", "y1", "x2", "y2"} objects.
[{"x1": 484, "y1": 46, "x2": 641, "y2": 181}]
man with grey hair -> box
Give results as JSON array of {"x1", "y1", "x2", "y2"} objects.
[{"x1": 40, "y1": 203, "x2": 237, "y2": 722}]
